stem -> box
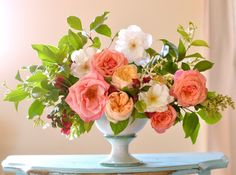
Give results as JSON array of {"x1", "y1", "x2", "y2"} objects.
[
  {"x1": 107, "y1": 34, "x2": 118, "y2": 49},
  {"x1": 182, "y1": 107, "x2": 195, "y2": 113}
]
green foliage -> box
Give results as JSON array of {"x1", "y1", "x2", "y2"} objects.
[
  {"x1": 181, "y1": 62, "x2": 190, "y2": 70},
  {"x1": 92, "y1": 37, "x2": 101, "y2": 48},
  {"x1": 90, "y1": 11, "x2": 109, "y2": 30},
  {"x1": 110, "y1": 119, "x2": 129, "y2": 135},
  {"x1": 132, "y1": 108, "x2": 147, "y2": 119},
  {"x1": 145, "y1": 48, "x2": 158, "y2": 58},
  {"x1": 183, "y1": 112, "x2": 200, "y2": 144},
  {"x1": 26, "y1": 71, "x2": 47, "y2": 82},
  {"x1": 160, "y1": 39, "x2": 178, "y2": 58},
  {"x1": 198, "y1": 109, "x2": 222, "y2": 124},
  {"x1": 191, "y1": 40, "x2": 209, "y2": 47},
  {"x1": 28, "y1": 100, "x2": 45, "y2": 119},
  {"x1": 177, "y1": 39, "x2": 186, "y2": 61},
  {"x1": 121, "y1": 86, "x2": 139, "y2": 96},
  {"x1": 162, "y1": 61, "x2": 178, "y2": 74},
  {"x1": 67, "y1": 16, "x2": 82, "y2": 30},
  {"x1": 194, "y1": 60, "x2": 214, "y2": 72},
  {"x1": 134, "y1": 100, "x2": 147, "y2": 113},
  {"x1": 185, "y1": 53, "x2": 204, "y2": 58},
  {"x1": 4, "y1": 87, "x2": 28, "y2": 102},
  {"x1": 177, "y1": 25, "x2": 191, "y2": 42},
  {"x1": 68, "y1": 29, "x2": 83, "y2": 50},
  {"x1": 95, "y1": 24, "x2": 112, "y2": 37},
  {"x1": 15, "y1": 71, "x2": 23, "y2": 82},
  {"x1": 140, "y1": 85, "x2": 151, "y2": 92},
  {"x1": 32, "y1": 44, "x2": 64, "y2": 64},
  {"x1": 31, "y1": 87, "x2": 48, "y2": 99}
]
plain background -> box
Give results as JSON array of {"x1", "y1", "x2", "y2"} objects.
[{"x1": 0, "y1": 0, "x2": 214, "y2": 174}]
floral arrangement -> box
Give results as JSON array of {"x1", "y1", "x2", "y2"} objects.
[{"x1": 4, "y1": 12, "x2": 234, "y2": 143}]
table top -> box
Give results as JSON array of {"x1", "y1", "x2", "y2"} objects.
[{"x1": 1, "y1": 152, "x2": 228, "y2": 174}]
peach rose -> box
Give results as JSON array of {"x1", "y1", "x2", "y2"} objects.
[
  {"x1": 171, "y1": 70, "x2": 207, "y2": 107},
  {"x1": 148, "y1": 105, "x2": 177, "y2": 133},
  {"x1": 105, "y1": 91, "x2": 134, "y2": 123},
  {"x1": 91, "y1": 49, "x2": 128, "y2": 77},
  {"x1": 65, "y1": 71, "x2": 110, "y2": 122},
  {"x1": 112, "y1": 64, "x2": 138, "y2": 89}
]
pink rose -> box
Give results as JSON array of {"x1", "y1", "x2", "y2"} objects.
[
  {"x1": 171, "y1": 70, "x2": 207, "y2": 107},
  {"x1": 65, "y1": 71, "x2": 110, "y2": 122},
  {"x1": 147, "y1": 105, "x2": 177, "y2": 133},
  {"x1": 91, "y1": 49, "x2": 128, "y2": 77}
]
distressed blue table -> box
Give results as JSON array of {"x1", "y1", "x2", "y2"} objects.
[{"x1": 1, "y1": 152, "x2": 228, "y2": 175}]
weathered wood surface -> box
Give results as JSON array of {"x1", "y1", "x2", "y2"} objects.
[{"x1": 1, "y1": 152, "x2": 228, "y2": 175}]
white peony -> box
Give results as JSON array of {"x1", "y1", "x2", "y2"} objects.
[
  {"x1": 70, "y1": 47, "x2": 96, "y2": 78},
  {"x1": 115, "y1": 25, "x2": 152, "y2": 65},
  {"x1": 139, "y1": 83, "x2": 174, "y2": 112}
]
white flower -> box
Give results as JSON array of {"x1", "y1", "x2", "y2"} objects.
[
  {"x1": 70, "y1": 47, "x2": 96, "y2": 78},
  {"x1": 139, "y1": 83, "x2": 174, "y2": 112},
  {"x1": 115, "y1": 25, "x2": 152, "y2": 65}
]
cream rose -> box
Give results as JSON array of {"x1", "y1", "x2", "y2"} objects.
[
  {"x1": 105, "y1": 91, "x2": 134, "y2": 123},
  {"x1": 112, "y1": 64, "x2": 138, "y2": 89}
]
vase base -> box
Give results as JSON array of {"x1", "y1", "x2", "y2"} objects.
[{"x1": 100, "y1": 156, "x2": 144, "y2": 167}]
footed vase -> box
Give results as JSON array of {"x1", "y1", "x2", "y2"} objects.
[{"x1": 95, "y1": 115, "x2": 148, "y2": 167}]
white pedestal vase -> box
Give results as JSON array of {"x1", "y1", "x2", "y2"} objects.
[{"x1": 95, "y1": 115, "x2": 148, "y2": 167}]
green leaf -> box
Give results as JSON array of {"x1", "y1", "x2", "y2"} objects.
[
  {"x1": 31, "y1": 87, "x2": 47, "y2": 99},
  {"x1": 177, "y1": 25, "x2": 191, "y2": 42},
  {"x1": 84, "y1": 121, "x2": 94, "y2": 132},
  {"x1": 121, "y1": 86, "x2": 139, "y2": 96},
  {"x1": 207, "y1": 91, "x2": 217, "y2": 98},
  {"x1": 181, "y1": 62, "x2": 190, "y2": 70},
  {"x1": 110, "y1": 119, "x2": 129, "y2": 135},
  {"x1": 198, "y1": 109, "x2": 222, "y2": 124},
  {"x1": 193, "y1": 60, "x2": 214, "y2": 72},
  {"x1": 177, "y1": 39, "x2": 186, "y2": 61},
  {"x1": 160, "y1": 39, "x2": 178, "y2": 58},
  {"x1": 27, "y1": 72, "x2": 47, "y2": 82},
  {"x1": 185, "y1": 53, "x2": 204, "y2": 58},
  {"x1": 95, "y1": 24, "x2": 112, "y2": 37},
  {"x1": 4, "y1": 88, "x2": 28, "y2": 102},
  {"x1": 190, "y1": 122, "x2": 200, "y2": 144},
  {"x1": 46, "y1": 89, "x2": 59, "y2": 102},
  {"x1": 14, "y1": 102, "x2": 19, "y2": 111},
  {"x1": 132, "y1": 108, "x2": 147, "y2": 119},
  {"x1": 134, "y1": 100, "x2": 147, "y2": 113},
  {"x1": 145, "y1": 48, "x2": 158, "y2": 58},
  {"x1": 90, "y1": 11, "x2": 109, "y2": 30},
  {"x1": 183, "y1": 112, "x2": 199, "y2": 138},
  {"x1": 58, "y1": 35, "x2": 69, "y2": 49},
  {"x1": 29, "y1": 65, "x2": 38, "y2": 73},
  {"x1": 140, "y1": 85, "x2": 151, "y2": 92},
  {"x1": 77, "y1": 32, "x2": 88, "y2": 45},
  {"x1": 32, "y1": 44, "x2": 63, "y2": 64},
  {"x1": 67, "y1": 16, "x2": 82, "y2": 30},
  {"x1": 68, "y1": 29, "x2": 83, "y2": 50},
  {"x1": 191, "y1": 40, "x2": 209, "y2": 47},
  {"x1": 28, "y1": 100, "x2": 45, "y2": 119},
  {"x1": 15, "y1": 71, "x2": 23, "y2": 82},
  {"x1": 163, "y1": 61, "x2": 178, "y2": 74},
  {"x1": 92, "y1": 37, "x2": 101, "y2": 48}
]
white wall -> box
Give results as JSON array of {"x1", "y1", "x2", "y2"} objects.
[{"x1": 0, "y1": 0, "x2": 206, "y2": 173}]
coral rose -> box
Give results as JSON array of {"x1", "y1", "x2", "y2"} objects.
[
  {"x1": 171, "y1": 70, "x2": 207, "y2": 107},
  {"x1": 91, "y1": 49, "x2": 128, "y2": 77},
  {"x1": 105, "y1": 91, "x2": 134, "y2": 123},
  {"x1": 147, "y1": 105, "x2": 177, "y2": 133},
  {"x1": 112, "y1": 64, "x2": 138, "y2": 89},
  {"x1": 65, "y1": 71, "x2": 110, "y2": 122}
]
